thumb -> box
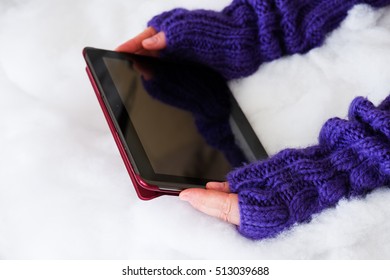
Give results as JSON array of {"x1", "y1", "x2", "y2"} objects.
[
  {"x1": 142, "y1": 32, "x2": 166, "y2": 50},
  {"x1": 180, "y1": 188, "x2": 240, "y2": 225}
]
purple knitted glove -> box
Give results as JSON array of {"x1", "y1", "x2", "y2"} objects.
[
  {"x1": 227, "y1": 95, "x2": 390, "y2": 239},
  {"x1": 148, "y1": 0, "x2": 390, "y2": 80}
]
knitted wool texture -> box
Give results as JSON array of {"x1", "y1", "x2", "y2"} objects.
[
  {"x1": 228, "y1": 95, "x2": 390, "y2": 239},
  {"x1": 149, "y1": 0, "x2": 390, "y2": 79},
  {"x1": 147, "y1": 0, "x2": 390, "y2": 240}
]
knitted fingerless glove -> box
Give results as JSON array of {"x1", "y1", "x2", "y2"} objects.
[
  {"x1": 226, "y1": 94, "x2": 390, "y2": 239},
  {"x1": 148, "y1": 0, "x2": 390, "y2": 80}
]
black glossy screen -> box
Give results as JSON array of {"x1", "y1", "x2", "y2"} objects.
[
  {"x1": 104, "y1": 56, "x2": 234, "y2": 180},
  {"x1": 86, "y1": 48, "x2": 267, "y2": 185}
]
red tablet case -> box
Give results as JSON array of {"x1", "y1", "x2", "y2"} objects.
[{"x1": 85, "y1": 66, "x2": 179, "y2": 200}]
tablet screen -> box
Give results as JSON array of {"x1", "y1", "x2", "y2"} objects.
[
  {"x1": 104, "y1": 56, "x2": 232, "y2": 179},
  {"x1": 85, "y1": 48, "x2": 267, "y2": 187}
]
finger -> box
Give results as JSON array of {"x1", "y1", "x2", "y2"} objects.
[
  {"x1": 180, "y1": 188, "x2": 240, "y2": 225},
  {"x1": 142, "y1": 32, "x2": 166, "y2": 50},
  {"x1": 116, "y1": 27, "x2": 157, "y2": 53},
  {"x1": 206, "y1": 181, "x2": 230, "y2": 193}
]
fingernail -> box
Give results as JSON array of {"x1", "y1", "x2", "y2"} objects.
[{"x1": 143, "y1": 36, "x2": 158, "y2": 46}]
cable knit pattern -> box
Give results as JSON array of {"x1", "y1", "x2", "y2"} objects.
[
  {"x1": 148, "y1": 0, "x2": 390, "y2": 79},
  {"x1": 227, "y1": 96, "x2": 390, "y2": 239}
]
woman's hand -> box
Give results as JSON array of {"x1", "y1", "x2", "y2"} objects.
[
  {"x1": 116, "y1": 27, "x2": 166, "y2": 56},
  {"x1": 179, "y1": 182, "x2": 240, "y2": 225}
]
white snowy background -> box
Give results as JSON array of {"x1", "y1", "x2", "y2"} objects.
[{"x1": 1, "y1": 0, "x2": 390, "y2": 259}]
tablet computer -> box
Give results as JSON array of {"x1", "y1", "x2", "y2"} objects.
[{"x1": 83, "y1": 47, "x2": 267, "y2": 200}]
